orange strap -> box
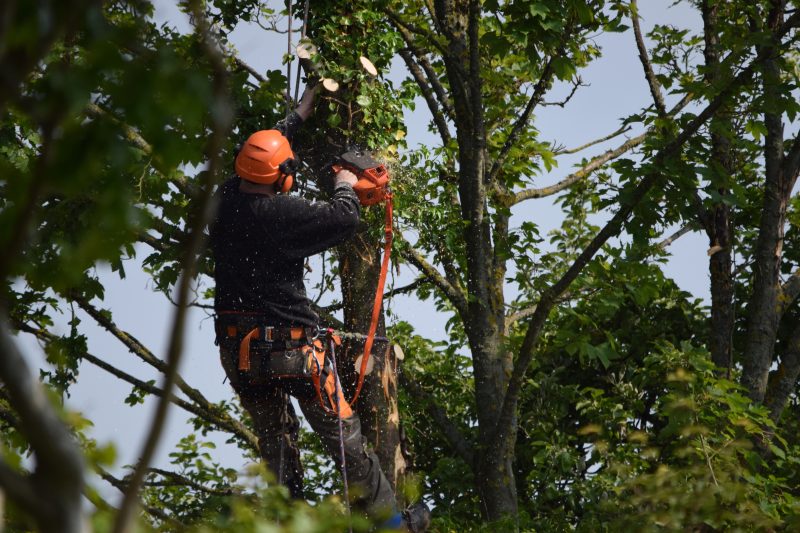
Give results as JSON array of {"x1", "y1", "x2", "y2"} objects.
[
  {"x1": 350, "y1": 194, "x2": 393, "y2": 406},
  {"x1": 238, "y1": 327, "x2": 260, "y2": 371}
]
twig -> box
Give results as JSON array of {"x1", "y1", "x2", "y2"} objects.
[
  {"x1": 540, "y1": 76, "x2": 585, "y2": 108},
  {"x1": 699, "y1": 434, "x2": 719, "y2": 486},
  {"x1": 553, "y1": 125, "x2": 632, "y2": 155},
  {"x1": 631, "y1": 0, "x2": 668, "y2": 116},
  {"x1": 513, "y1": 132, "x2": 647, "y2": 204}
]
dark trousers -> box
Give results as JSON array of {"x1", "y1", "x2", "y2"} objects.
[{"x1": 217, "y1": 333, "x2": 396, "y2": 516}]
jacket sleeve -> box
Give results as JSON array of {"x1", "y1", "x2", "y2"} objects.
[{"x1": 262, "y1": 183, "x2": 361, "y2": 259}]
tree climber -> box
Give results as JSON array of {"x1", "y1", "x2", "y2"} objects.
[{"x1": 210, "y1": 86, "x2": 430, "y2": 532}]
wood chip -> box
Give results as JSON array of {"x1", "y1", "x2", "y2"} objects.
[
  {"x1": 354, "y1": 354, "x2": 375, "y2": 375},
  {"x1": 707, "y1": 244, "x2": 724, "y2": 256},
  {"x1": 322, "y1": 78, "x2": 340, "y2": 92},
  {"x1": 359, "y1": 56, "x2": 378, "y2": 76},
  {"x1": 296, "y1": 40, "x2": 317, "y2": 60}
]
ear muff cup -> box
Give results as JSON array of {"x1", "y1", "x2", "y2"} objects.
[{"x1": 278, "y1": 174, "x2": 294, "y2": 193}]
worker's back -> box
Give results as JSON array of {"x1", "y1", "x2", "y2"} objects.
[{"x1": 211, "y1": 176, "x2": 360, "y2": 326}]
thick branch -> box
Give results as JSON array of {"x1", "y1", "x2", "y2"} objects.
[
  {"x1": 386, "y1": 9, "x2": 447, "y2": 56},
  {"x1": 658, "y1": 223, "x2": 695, "y2": 249},
  {"x1": 780, "y1": 268, "x2": 800, "y2": 315},
  {"x1": 0, "y1": 315, "x2": 84, "y2": 533},
  {"x1": 396, "y1": 234, "x2": 468, "y2": 317},
  {"x1": 784, "y1": 134, "x2": 800, "y2": 184},
  {"x1": 399, "y1": 49, "x2": 452, "y2": 144},
  {"x1": 765, "y1": 321, "x2": 800, "y2": 421},
  {"x1": 229, "y1": 55, "x2": 265, "y2": 83},
  {"x1": 0, "y1": 460, "x2": 38, "y2": 517}
]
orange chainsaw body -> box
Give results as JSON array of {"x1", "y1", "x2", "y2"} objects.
[{"x1": 332, "y1": 149, "x2": 390, "y2": 206}]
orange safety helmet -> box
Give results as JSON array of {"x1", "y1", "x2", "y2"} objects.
[{"x1": 235, "y1": 130, "x2": 297, "y2": 193}]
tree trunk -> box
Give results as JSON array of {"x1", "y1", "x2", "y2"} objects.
[
  {"x1": 765, "y1": 322, "x2": 800, "y2": 421},
  {"x1": 742, "y1": 3, "x2": 788, "y2": 401},
  {"x1": 702, "y1": 0, "x2": 735, "y2": 372},
  {"x1": 339, "y1": 233, "x2": 407, "y2": 494}
]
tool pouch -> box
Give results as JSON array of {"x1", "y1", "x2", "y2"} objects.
[{"x1": 332, "y1": 149, "x2": 389, "y2": 206}]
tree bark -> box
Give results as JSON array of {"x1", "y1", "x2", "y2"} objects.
[
  {"x1": 339, "y1": 233, "x2": 407, "y2": 493},
  {"x1": 742, "y1": 2, "x2": 789, "y2": 402},
  {"x1": 702, "y1": 0, "x2": 735, "y2": 373},
  {"x1": 433, "y1": 0, "x2": 518, "y2": 520},
  {"x1": 765, "y1": 321, "x2": 800, "y2": 421},
  {"x1": 0, "y1": 315, "x2": 85, "y2": 533}
]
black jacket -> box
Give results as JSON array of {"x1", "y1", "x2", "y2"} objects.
[{"x1": 211, "y1": 178, "x2": 360, "y2": 326}]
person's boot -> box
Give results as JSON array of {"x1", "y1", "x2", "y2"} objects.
[{"x1": 402, "y1": 501, "x2": 431, "y2": 533}]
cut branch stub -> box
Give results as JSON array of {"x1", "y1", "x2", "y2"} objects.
[
  {"x1": 322, "y1": 78, "x2": 340, "y2": 92},
  {"x1": 354, "y1": 352, "x2": 376, "y2": 375},
  {"x1": 360, "y1": 55, "x2": 379, "y2": 76},
  {"x1": 296, "y1": 40, "x2": 317, "y2": 60}
]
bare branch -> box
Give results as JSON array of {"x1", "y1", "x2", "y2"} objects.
[
  {"x1": 399, "y1": 49, "x2": 452, "y2": 144},
  {"x1": 396, "y1": 234, "x2": 468, "y2": 317},
  {"x1": 228, "y1": 54, "x2": 265, "y2": 83},
  {"x1": 631, "y1": 0, "x2": 668, "y2": 116},
  {"x1": 512, "y1": 93, "x2": 693, "y2": 205},
  {"x1": 504, "y1": 306, "x2": 537, "y2": 333},
  {"x1": 540, "y1": 76, "x2": 585, "y2": 108},
  {"x1": 553, "y1": 125, "x2": 632, "y2": 156},
  {"x1": 137, "y1": 232, "x2": 165, "y2": 252},
  {"x1": 385, "y1": 277, "x2": 430, "y2": 300},
  {"x1": 658, "y1": 223, "x2": 695, "y2": 249},
  {"x1": 513, "y1": 132, "x2": 647, "y2": 204}
]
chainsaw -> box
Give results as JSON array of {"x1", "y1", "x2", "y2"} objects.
[{"x1": 331, "y1": 149, "x2": 390, "y2": 206}]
